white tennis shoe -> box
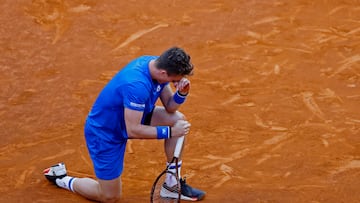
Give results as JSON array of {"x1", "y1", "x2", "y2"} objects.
[{"x1": 43, "y1": 162, "x2": 67, "y2": 185}]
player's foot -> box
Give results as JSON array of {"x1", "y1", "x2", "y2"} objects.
[
  {"x1": 43, "y1": 163, "x2": 67, "y2": 184},
  {"x1": 160, "y1": 178, "x2": 205, "y2": 201}
]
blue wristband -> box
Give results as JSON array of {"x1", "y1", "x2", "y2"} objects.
[
  {"x1": 173, "y1": 91, "x2": 187, "y2": 104},
  {"x1": 156, "y1": 126, "x2": 171, "y2": 139}
]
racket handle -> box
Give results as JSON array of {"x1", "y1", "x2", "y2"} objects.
[{"x1": 174, "y1": 136, "x2": 185, "y2": 158}]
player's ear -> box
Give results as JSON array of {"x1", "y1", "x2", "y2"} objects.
[{"x1": 160, "y1": 70, "x2": 168, "y2": 76}]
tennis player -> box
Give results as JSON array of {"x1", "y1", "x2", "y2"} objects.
[{"x1": 43, "y1": 47, "x2": 205, "y2": 202}]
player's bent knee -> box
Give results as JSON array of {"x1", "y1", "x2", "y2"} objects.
[
  {"x1": 98, "y1": 178, "x2": 122, "y2": 203},
  {"x1": 100, "y1": 192, "x2": 121, "y2": 203},
  {"x1": 174, "y1": 111, "x2": 186, "y2": 121},
  {"x1": 163, "y1": 111, "x2": 186, "y2": 125}
]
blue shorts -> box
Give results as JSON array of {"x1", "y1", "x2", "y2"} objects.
[{"x1": 84, "y1": 124, "x2": 127, "y2": 180}]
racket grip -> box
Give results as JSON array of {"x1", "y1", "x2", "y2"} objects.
[{"x1": 174, "y1": 136, "x2": 185, "y2": 158}]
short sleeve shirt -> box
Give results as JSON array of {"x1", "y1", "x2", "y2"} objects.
[{"x1": 86, "y1": 56, "x2": 168, "y2": 142}]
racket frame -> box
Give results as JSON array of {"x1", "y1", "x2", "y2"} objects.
[{"x1": 150, "y1": 136, "x2": 185, "y2": 202}]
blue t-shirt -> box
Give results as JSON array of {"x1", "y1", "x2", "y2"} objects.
[{"x1": 86, "y1": 56, "x2": 168, "y2": 142}]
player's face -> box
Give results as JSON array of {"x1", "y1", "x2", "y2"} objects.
[
  {"x1": 158, "y1": 70, "x2": 183, "y2": 84},
  {"x1": 168, "y1": 75, "x2": 184, "y2": 84}
]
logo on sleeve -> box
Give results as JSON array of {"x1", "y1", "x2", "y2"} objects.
[{"x1": 130, "y1": 102, "x2": 145, "y2": 108}]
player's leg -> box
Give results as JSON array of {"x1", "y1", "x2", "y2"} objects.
[
  {"x1": 80, "y1": 126, "x2": 125, "y2": 202},
  {"x1": 73, "y1": 177, "x2": 122, "y2": 202},
  {"x1": 71, "y1": 177, "x2": 101, "y2": 201},
  {"x1": 43, "y1": 164, "x2": 122, "y2": 202},
  {"x1": 148, "y1": 106, "x2": 185, "y2": 161},
  {"x1": 148, "y1": 106, "x2": 205, "y2": 201},
  {"x1": 44, "y1": 124, "x2": 125, "y2": 202}
]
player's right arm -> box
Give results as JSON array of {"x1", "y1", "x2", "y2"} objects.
[
  {"x1": 124, "y1": 108, "x2": 190, "y2": 139},
  {"x1": 124, "y1": 108, "x2": 156, "y2": 139}
]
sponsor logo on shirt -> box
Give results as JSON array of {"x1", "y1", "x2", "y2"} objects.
[
  {"x1": 156, "y1": 85, "x2": 161, "y2": 92},
  {"x1": 130, "y1": 102, "x2": 145, "y2": 108}
]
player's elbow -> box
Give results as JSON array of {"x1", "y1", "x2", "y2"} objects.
[
  {"x1": 166, "y1": 108, "x2": 177, "y2": 114},
  {"x1": 126, "y1": 129, "x2": 138, "y2": 139},
  {"x1": 164, "y1": 105, "x2": 178, "y2": 114},
  {"x1": 126, "y1": 125, "x2": 139, "y2": 139}
]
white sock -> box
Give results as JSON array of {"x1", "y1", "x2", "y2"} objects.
[
  {"x1": 165, "y1": 160, "x2": 182, "y2": 187},
  {"x1": 55, "y1": 176, "x2": 77, "y2": 192}
]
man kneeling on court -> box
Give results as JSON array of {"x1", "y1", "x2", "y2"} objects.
[{"x1": 43, "y1": 47, "x2": 206, "y2": 202}]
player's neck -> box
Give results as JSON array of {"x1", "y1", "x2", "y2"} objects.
[
  {"x1": 149, "y1": 60, "x2": 166, "y2": 83},
  {"x1": 148, "y1": 60, "x2": 158, "y2": 80}
]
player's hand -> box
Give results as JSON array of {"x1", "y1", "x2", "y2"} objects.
[
  {"x1": 172, "y1": 120, "x2": 191, "y2": 137},
  {"x1": 174, "y1": 78, "x2": 190, "y2": 95}
]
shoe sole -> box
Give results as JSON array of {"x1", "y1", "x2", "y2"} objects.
[
  {"x1": 44, "y1": 174, "x2": 67, "y2": 183},
  {"x1": 43, "y1": 167, "x2": 67, "y2": 184},
  {"x1": 160, "y1": 187, "x2": 199, "y2": 201}
]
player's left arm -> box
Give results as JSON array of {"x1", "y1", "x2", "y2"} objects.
[{"x1": 160, "y1": 78, "x2": 190, "y2": 113}]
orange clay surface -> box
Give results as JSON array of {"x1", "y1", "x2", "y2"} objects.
[{"x1": 1, "y1": 0, "x2": 360, "y2": 202}]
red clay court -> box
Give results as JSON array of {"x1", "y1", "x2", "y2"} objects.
[{"x1": 0, "y1": 0, "x2": 359, "y2": 202}]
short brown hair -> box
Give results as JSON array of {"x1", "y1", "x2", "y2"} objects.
[{"x1": 155, "y1": 47, "x2": 194, "y2": 76}]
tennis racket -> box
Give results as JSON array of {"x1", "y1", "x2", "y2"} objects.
[{"x1": 150, "y1": 136, "x2": 185, "y2": 203}]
